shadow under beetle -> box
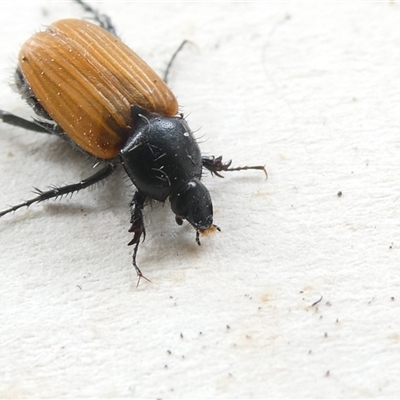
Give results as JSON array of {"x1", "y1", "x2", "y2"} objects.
[{"x1": 0, "y1": 0, "x2": 267, "y2": 284}]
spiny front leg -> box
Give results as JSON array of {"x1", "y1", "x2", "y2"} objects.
[
  {"x1": 202, "y1": 155, "x2": 268, "y2": 179},
  {"x1": 128, "y1": 191, "x2": 150, "y2": 286}
]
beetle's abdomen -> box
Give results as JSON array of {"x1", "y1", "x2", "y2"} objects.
[{"x1": 18, "y1": 19, "x2": 178, "y2": 159}]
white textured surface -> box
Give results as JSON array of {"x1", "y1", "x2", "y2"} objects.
[{"x1": 1, "y1": 1, "x2": 400, "y2": 398}]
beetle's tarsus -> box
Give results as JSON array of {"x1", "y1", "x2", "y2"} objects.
[
  {"x1": 131, "y1": 241, "x2": 151, "y2": 287},
  {"x1": 135, "y1": 271, "x2": 151, "y2": 288},
  {"x1": 0, "y1": 203, "x2": 28, "y2": 218}
]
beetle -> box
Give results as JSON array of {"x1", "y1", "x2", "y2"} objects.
[{"x1": 0, "y1": 0, "x2": 267, "y2": 283}]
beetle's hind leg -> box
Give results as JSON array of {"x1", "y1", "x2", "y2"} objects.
[
  {"x1": 0, "y1": 110, "x2": 50, "y2": 133},
  {"x1": 202, "y1": 155, "x2": 268, "y2": 179},
  {"x1": 127, "y1": 191, "x2": 151, "y2": 286},
  {"x1": 74, "y1": 0, "x2": 117, "y2": 36},
  {"x1": 4, "y1": 68, "x2": 73, "y2": 140},
  {"x1": 0, "y1": 163, "x2": 116, "y2": 218},
  {"x1": 0, "y1": 109, "x2": 86, "y2": 150}
]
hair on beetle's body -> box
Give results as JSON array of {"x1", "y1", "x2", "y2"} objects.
[{"x1": 0, "y1": 0, "x2": 267, "y2": 284}]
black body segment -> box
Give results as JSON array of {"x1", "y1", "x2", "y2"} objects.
[{"x1": 120, "y1": 107, "x2": 202, "y2": 202}]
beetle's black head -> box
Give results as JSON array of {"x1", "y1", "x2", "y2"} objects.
[{"x1": 170, "y1": 179, "x2": 213, "y2": 231}]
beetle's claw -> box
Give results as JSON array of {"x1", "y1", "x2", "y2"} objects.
[{"x1": 135, "y1": 271, "x2": 151, "y2": 287}]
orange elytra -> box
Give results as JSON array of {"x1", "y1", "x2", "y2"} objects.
[{"x1": 19, "y1": 18, "x2": 178, "y2": 159}]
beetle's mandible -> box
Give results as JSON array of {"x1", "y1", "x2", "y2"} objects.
[{"x1": 0, "y1": 0, "x2": 267, "y2": 284}]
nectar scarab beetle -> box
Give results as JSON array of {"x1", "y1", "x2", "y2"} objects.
[{"x1": 0, "y1": 0, "x2": 267, "y2": 284}]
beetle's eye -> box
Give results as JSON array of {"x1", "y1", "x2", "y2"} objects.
[{"x1": 170, "y1": 180, "x2": 213, "y2": 230}]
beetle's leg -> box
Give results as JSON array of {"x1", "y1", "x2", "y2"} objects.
[
  {"x1": 0, "y1": 163, "x2": 116, "y2": 218},
  {"x1": 164, "y1": 40, "x2": 189, "y2": 84},
  {"x1": 0, "y1": 110, "x2": 91, "y2": 150},
  {"x1": 202, "y1": 155, "x2": 268, "y2": 179},
  {"x1": 0, "y1": 109, "x2": 68, "y2": 137},
  {"x1": 74, "y1": 0, "x2": 117, "y2": 36},
  {"x1": 0, "y1": 110, "x2": 49, "y2": 133},
  {"x1": 127, "y1": 191, "x2": 150, "y2": 286}
]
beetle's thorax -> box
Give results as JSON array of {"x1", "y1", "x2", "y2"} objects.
[{"x1": 120, "y1": 107, "x2": 203, "y2": 202}]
